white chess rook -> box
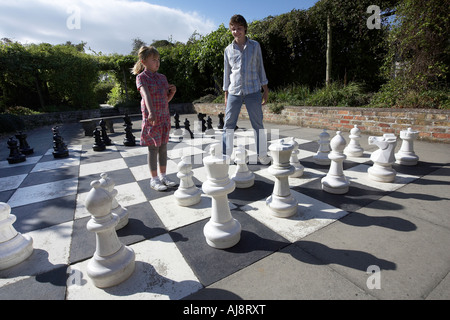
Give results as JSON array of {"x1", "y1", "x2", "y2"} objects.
[
  {"x1": 266, "y1": 139, "x2": 298, "y2": 218},
  {"x1": 288, "y1": 137, "x2": 304, "y2": 178},
  {"x1": 368, "y1": 134, "x2": 397, "y2": 183},
  {"x1": 175, "y1": 156, "x2": 202, "y2": 206},
  {"x1": 344, "y1": 125, "x2": 364, "y2": 157},
  {"x1": 321, "y1": 131, "x2": 350, "y2": 194},
  {"x1": 313, "y1": 129, "x2": 331, "y2": 165},
  {"x1": 231, "y1": 145, "x2": 255, "y2": 188},
  {"x1": 85, "y1": 180, "x2": 135, "y2": 288},
  {"x1": 395, "y1": 128, "x2": 420, "y2": 166},
  {"x1": 202, "y1": 144, "x2": 241, "y2": 249},
  {"x1": 0, "y1": 202, "x2": 33, "y2": 270},
  {"x1": 99, "y1": 173, "x2": 129, "y2": 230}
]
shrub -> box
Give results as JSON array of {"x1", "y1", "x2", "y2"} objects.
[
  {"x1": 5, "y1": 106, "x2": 40, "y2": 116},
  {"x1": 306, "y1": 82, "x2": 369, "y2": 107}
]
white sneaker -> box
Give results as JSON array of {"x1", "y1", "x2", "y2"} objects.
[
  {"x1": 160, "y1": 175, "x2": 176, "y2": 187},
  {"x1": 150, "y1": 178, "x2": 167, "y2": 191},
  {"x1": 258, "y1": 154, "x2": 272, "y2": 165}
]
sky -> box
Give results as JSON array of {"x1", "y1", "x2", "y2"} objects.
[{"x1": 0, "y1": 0, "x2": 318, "y2": 55}]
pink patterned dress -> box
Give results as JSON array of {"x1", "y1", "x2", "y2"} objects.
[{"x1": 136, "y1": 70, "x2": 171, "y2": 147}]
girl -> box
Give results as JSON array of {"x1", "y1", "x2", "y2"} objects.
[{"x1": 133, "y1": 46, "x2": 177, "y2": 191}]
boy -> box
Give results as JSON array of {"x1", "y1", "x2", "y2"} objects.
[{"x1": 223, "y1": 14, "x2": 271, "y2": 165}]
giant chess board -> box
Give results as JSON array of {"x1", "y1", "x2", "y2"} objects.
[{"x1": 0, "y1": 125, "x2": 432, "y2": 300}]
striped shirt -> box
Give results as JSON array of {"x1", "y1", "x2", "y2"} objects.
[{"x1": 223, "y1": 38, "x2": 268, "y2": 96}]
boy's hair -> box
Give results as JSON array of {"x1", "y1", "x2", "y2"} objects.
[
  {"x1": 132, "y1": 46, "x2": 160, "y2": 75},
  {"x1": 229, "y1": 14, "x2": 248, "y2": 33}
]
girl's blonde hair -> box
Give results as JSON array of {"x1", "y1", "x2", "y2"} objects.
[{"x1": 132, "y1": 46, "x2": 160, "y2": 75}]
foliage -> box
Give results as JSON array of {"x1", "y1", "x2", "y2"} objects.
[
  {"x1": 267, "y1": 82, "x2": 370, "y2": 107},
  {"x1": 1, "y1": 0, "x2": 448, "y2": 111},
  {"x1": 0, "y1": 41, "x2": 99, "y2": 112},
  {"x1": 4, "y1": 106, "x2": 40, "y2": 115},
  {"x1": 306, "y1": 81, "x2": 370, "y2": 106},
  {"x1": 370, "y1": 0, "x2": 449, "y2": 108}
]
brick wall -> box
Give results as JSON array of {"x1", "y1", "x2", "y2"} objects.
[{"x1": 194, "y1": 103, "x2": 450, "y2": 143}]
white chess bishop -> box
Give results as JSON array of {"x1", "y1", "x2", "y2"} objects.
[
  {"x1": 368, "y1": 133, "x2": 397, "y2": 182},
  {"x1": 266, "y1": 139, "x2": 298, "y2": 218},
  {"x1": 202, "y1": 144, "x2": 241, "y2": 249},
  {"x1": 0, "y1": 202, "x2": 33, "y2": 270},
  {"x1": 321, "y1": 131, "x2": 350, "y2": 194},
  {"x1": 85, "y1": 179, "x2": 135, "y2": 288},
  {"x1": 175, "y1": 156, "x2": 202, "y2": 206},
  {"x1": 395, "y1": 128, "x2": 420, "y2": 166}
]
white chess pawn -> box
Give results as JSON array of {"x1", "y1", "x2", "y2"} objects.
[
  {"x1": 174, "y1": 156, "x2": 202, "y2": 206},
  {"x1": 321, "y1": 131, "x2": 350, "y2": 194},
  {"x1": 344, "y1": 125, "x2": 364, "y2": 157},
  {"x1": 85, "y1": 180, "x2": 135, "y2": 288},
  {"x1": 368, "y1": 134, "x2": 397, "y2": 183},
  {"x1": 313, "y1": 129, "x2": 331, "y2": 165},
  {"x1": 99, "y1": 173, "x2": 129, "y2": 230},
  {"x1": 288, "y1": 137, "x2": 304, "y2": 178},
  {"x1": 202, "y1": 144, "x2": 241, "y2": 249},
  {"x1": 266, "y1": 139, "x2": 298, "y2": 218},
  {"x1": 231, "y1": 145, "x2": 255, "y2": 188},
  {"x1": 395, "y1": 128, "x2": 419, "y2": 166},
  {"x1": 0, "y1": 202, "x2": 33, "y2": 270}
]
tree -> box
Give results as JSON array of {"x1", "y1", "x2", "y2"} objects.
[
  {"x1": 310, "y1": 0, "x2": 398, "y2": 88},
  {"x1": 383, "y1": 0, "x2": 449, "y2": 90}
]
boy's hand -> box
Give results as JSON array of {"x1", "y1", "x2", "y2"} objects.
[
  {"x1": 262, "y1": 89, "x2": 269, "y2": 105},
  {"x1": 168, "y1": 84, "x2": 177, "y2": 94}
]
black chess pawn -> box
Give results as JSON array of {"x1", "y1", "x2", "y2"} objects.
[
  {"x1": 184, "y1": 118, "x2": 194, "y2": 139},
  {"x1": 207, "y1": 116, "x2": 213, "y2": 130},
  {"x1": 218, "y1": 113, "x2": 224, "y2": 130},
  {"x1": 93, "y1": 127, "x2": 106, "y2": 151},
  {"x1": 197, "y1": 113, "x2": 207, "y2": 132},
  {"x1": 15, "y1": 131, "x2": 34, "y2": 155},
  {"x1": 52, "y1": 126, "x2": 69, "y2": 158},
  {"x1": 174, "y1": 112, "x2": 180, "y2": 130},
  {"x1": 7, "y1": 137, "x2": 26, "y2": 164},
  {"x1": 201, "y1": 117, "x2": 207, "y2": 132},
  {"x1": 99, "y1": 120, "x2": 112, "y2": 146},
  {"x1": 123, "y1": 114, "x2": 136, "y2": 147}
]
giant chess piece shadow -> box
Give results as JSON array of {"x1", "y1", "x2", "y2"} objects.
[
  {"x1": 293, "y1": 240, "x2": 397, "y2": 272},
  {"x1": 100, "y1": 260, "x2": 203, "y2": 299},
  {"x1": 0, "y1": 248, "x2": 70, "y2": 300},
  {"x1": 338, "y1": 211, "x2": 417, "y2": 232}
]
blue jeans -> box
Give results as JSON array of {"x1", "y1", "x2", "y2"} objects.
[{"x1": 222, "y1": 91, "x2": 267, "y2": 157}]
